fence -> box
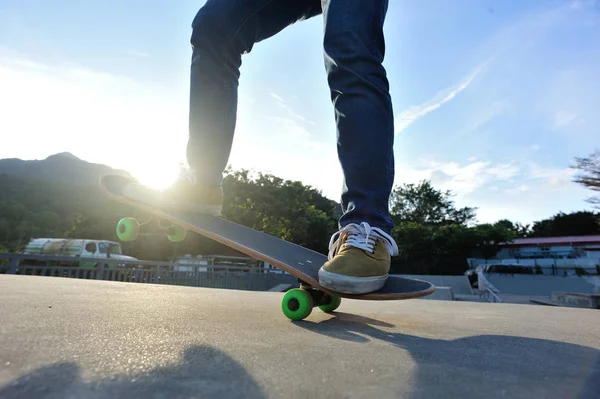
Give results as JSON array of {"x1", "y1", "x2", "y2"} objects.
[{"x1": 0, "y1": 253, "x2": 299, "y2": 292}]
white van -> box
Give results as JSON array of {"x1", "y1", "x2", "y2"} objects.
[{"x1": 22, "y1": 238, "x2": 138, "y2": 268}]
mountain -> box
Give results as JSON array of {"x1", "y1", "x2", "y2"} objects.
[{"x1": 0, "y1": 152, "x2": 132, "y2": 186}]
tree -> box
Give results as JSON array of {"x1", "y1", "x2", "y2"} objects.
[
  {"x1": 390, "y1": 180, "x2": 477, "y2": 226},
  {"x1": 221, "y1": 169, "x2": 338, "y2": 254},
  {"x1": 492, "y1": 219, "x2": 530, "y2": 238},
  {"x1": 572, "y1": 150, "x2": 600, "y2": 208},
  {"x1": 528, "y1": 211, "x2": 600, "y2": 237},
  {"x1": 389, "y1": 180, "x2": 504, "y2": 275},
  {"x1": 390, "y1": 220, "x2": 520, "y2": 275},
  {"x1": 468, "y1": 221, "x2": 524, "y2": 259}
]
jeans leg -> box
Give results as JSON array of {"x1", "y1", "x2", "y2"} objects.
[
  {"x1": 322, "y1": 0, "x2": 395, "y2": 234},
  {"x1": 187, "y1": 0, "x2": 321, "y2": 186}
]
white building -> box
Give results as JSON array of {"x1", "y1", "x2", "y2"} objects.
[{"x1": 467, "y1": 235, "x2": 600, "y2": 275}]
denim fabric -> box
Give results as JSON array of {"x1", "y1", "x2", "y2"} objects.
[{"x1": 187, "y1": 0, "x2": 395, "y2": 233}]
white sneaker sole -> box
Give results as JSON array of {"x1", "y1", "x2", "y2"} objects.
[{"x1": 318, "y1": 268, "x2": 387, "y2": 294}]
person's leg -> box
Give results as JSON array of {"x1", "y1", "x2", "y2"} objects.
[
  {"x1": 318, "y1": 0, "x2": 398, "y2": 294},
  {"x1": 165, "y1": 0, "x2": 321, "y2": 213},
  {"x1": 324, "y1": 0, "x2": 395, "y2": 233},
  {"x1": 185, "y1": 0, "x2": 322, "y2": 188}
]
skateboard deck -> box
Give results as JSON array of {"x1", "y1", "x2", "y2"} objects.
[{"x1": 99, "y1": 174, "x2": 435, "y2": 318}]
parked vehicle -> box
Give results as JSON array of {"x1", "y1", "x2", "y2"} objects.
[{"x1": 22, "y1": 238, "x2": 138, "y2": 268}]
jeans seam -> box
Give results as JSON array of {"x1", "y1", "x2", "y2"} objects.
[{"x1": 229, "y1": 0, "x2": 279, "y2": 47}]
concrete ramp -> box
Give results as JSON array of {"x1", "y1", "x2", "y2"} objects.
[
  {"x1": 419, "y1": 286, "x2": 454, "y2": 301},
  {"x1": 2, "y1": 275, "x2": 599, "y2": 398},
  {"x1": 397, "y1": 274, "x2": 473, "y2": 296}
]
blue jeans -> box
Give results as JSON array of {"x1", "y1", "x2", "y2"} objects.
[{"x1": 187, "y1": 0, "x2": 395, "y2": 234}]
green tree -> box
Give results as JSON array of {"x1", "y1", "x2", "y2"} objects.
[
  {"x1": 468, "y1": 221, "x2": 522, "y2": 259},
  {"x1": 492, "y1": 219, "x2": 530, "y2": 237},
  {"x1": 529, "y1": 211, "x2": 600, "y2": 237},
  {"x1": 572, "y1": 150, "x2": 600, "y2": 208},
  {"x1": 390, "y1": 180, "x2": 477, "y2": 226},
  {"x1": 221, "y1": 169, "x2": 338, "y2": 254},
  {"x1": 388, "y1": 180, "x2": 522, "y2": 275}
]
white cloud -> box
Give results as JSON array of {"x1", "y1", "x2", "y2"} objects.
[
  {"x1": 473, "y1": 166, "x2": 589, "y2": 225},
  {"x1": 390, "y1": 157, "x2": 591, "y2": 225},
  {"x1": 541, "y1": 68, "x2": 596, "y2": 133},
  {"x1": 395, "y1": 159, "x2": 520, "y2": 196},
  {"x1": 464, "y1": 100, "x2": 511, "y2": 133},
  {"x1": 220, "y1": 90, "x2": 343, "y2": 200},
  {"x1": 554, "y1": 110, "x2": 579, "y2": 128},
  {"x1": 394, "y1": 60, "x2": 489, "y2": 135},
  {"x1": 127, "y1": 51, "x2": 150, "y2": 58},
  {"x1": 398, "y1": 158, "x2": 574, "y2": 197},
  {"x1": 504, "y1": 184, "x2": 532, "y2": 194},
  {"x1": 525, "y1": 163, "x2": 577, "y2": 189},
  {"x1": 269, "y1": 92, "x2": 315, "y2": 126},
  {"x1": 269, "y1": 92, "x2": 284, "y2": 103},
  {"x1": 228, "y1": 112, "x2": 342, "y2": 200},
  {"x1": 571, "y1": 0, "x2": 598, "y2": 10},
  {"x1": 487, "y1": 163, "x2": 521, "y2": 180}
]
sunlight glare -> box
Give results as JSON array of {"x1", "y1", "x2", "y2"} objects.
[{"x1": 129, "y1": 160, "x2": 182, "y2": 191}]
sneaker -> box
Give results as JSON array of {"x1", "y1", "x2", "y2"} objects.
[
  {"x1": 318, "y1": 222, "x2": 399, "y2": 294},
  {"x1": 160, "y1": 166, "x2": 223, "y2": 216}
]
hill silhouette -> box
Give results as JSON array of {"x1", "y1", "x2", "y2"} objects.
[
  {"x1": 0, "y1": 152, "x2": 131, "y2": 186},
  {"x1": 0, "y1": 154, "x2": 341, "y2": 261}
]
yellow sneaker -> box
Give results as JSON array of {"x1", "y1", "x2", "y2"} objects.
[{"x1": 318, "y1": 222, "x2": 399, "y2": 294}]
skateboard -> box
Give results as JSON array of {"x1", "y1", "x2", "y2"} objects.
[{"x1": 99, "y1": 174, "x2": 436, "y2": 320}]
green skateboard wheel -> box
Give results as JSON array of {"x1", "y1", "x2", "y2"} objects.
[
  {"x1": 167, "y1": 224, "x2": 187, "y2": 242},
  {"x1": 116, "y1": 217, "x2": 140, "y2": 242},
  {"x1": 281, "y1": 288, "x2": 313, "y2": 321},
  {"x1": 319, "y1": 294, "x2": 341, "y2": 313}
]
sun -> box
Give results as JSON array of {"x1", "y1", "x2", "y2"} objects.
[{"x1": 129, "y1": 161, "x2": 182, "y2": 191}]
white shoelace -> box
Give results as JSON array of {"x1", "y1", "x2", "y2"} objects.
[{"x1": 327, "y1": 222, "x2": 399, "y2": 260}]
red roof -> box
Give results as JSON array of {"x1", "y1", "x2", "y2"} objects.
[{"x1": 502, "y1": 235, "x2": 600, "y2": 247}]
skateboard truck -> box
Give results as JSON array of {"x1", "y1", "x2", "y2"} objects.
[
  {"x1": 116, "y1": 217, "x2": 187, "y2": 243},
  {"x1": 280, "y1": 280, "x2": 342, "y2": 321}
]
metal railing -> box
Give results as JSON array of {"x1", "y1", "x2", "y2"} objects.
[
  {"x1": 0, "y1": 253, "x2": 298, "y2": 292},
  {"x1": 479, "y1": 288, "x2": 503, "y2": 303},
  {"x1": 476, "y1": 271, "x2": 503, "y2": 303}
]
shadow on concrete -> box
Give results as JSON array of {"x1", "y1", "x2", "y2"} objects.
[
  {"x1": 295, "y1": 312, "x2": 600, "y2": 399},
  {"x1": 0, "y1": 345, "x2": 265, "y2": 399}
]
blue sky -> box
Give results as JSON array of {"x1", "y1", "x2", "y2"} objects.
[{"x1": 0, "y1": 0, "x2": 598, "y2": 226}]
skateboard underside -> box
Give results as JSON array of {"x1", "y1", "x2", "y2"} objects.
[{"x1": 100, "y1": 174, "x2": 436, "y2": 320}]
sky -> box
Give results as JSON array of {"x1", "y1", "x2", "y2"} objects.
[{"x1": 0, "y1": 0, "x2": 599, "y2": 226}]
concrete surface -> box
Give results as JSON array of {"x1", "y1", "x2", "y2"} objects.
[
  {"x1": 551, "y1": 292, "x2": 600, "y2": 309},
  {"x1": 419, "y1": 286, "x2": 454, "y2": 301},
  {"x1": 0, "y1": 275, "x2": 599, "y2": 399},
  {"x1": 532, "y1": 292, "x2": 600, "y2": 309},
  {"x1": 454, "y1": 293, "x2": 487, "y2": 302},
  {"x1": 484, "y1": 274, "x2": 597, "y2": 296}
]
